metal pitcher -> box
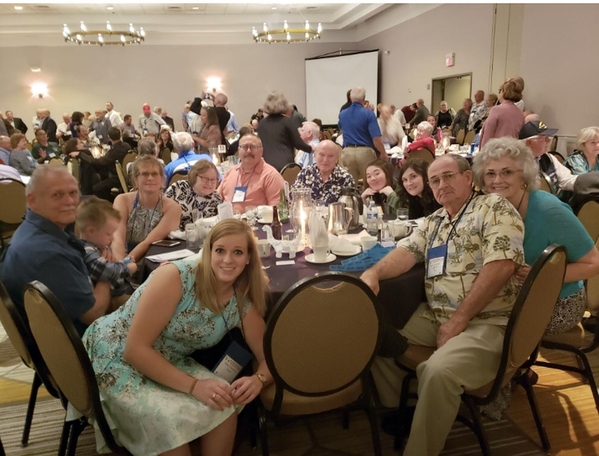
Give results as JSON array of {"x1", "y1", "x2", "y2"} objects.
[
  {"x1": 338, "y1": 188, "x2": 363, "y2": 231},
  {"x1": 327, "y1": 202, "x2": 354, "y2": 235}
]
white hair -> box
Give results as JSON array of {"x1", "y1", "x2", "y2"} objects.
[
  {"x1": 350, "y1": 87, "x2": 366, "y2": 102},
  {"x1": 172, "y1": 131, "x2": 194, "y2": 152},
  {"x1": 26, "y1": 165, "x2": 76, "y2": 196}
]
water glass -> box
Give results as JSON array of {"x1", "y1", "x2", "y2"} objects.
[
  {"x1": 185, "y1": 223, "x2": 200, "y2": 250},
  {"x1": 396, "y1": 208, "x2": 409, "y2": 222}
]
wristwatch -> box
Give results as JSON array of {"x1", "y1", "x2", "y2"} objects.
[{"x1": 255, "y1": 373, "x2": 267, "y2": 386}]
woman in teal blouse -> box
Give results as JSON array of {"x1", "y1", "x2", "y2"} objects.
[{"x1": 564, "y1": 126, "x2": 599, "y2": 175}]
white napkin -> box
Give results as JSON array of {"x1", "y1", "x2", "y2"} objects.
[
  {"x1": 168, "y1": 230, "x2": 186, "y2": 240},
  {"x1": 257, "y1": 205, "x2": 273, "y2": 223},
  {"x1": 388, "y1": 145, "x2": 403, "y2": 157},
  {"x1": 338, "y1": 229, "x2": 372, "y2": 246},
  {"x1": 197, "y1": 216, "x2": 218, "y2": 228},
  {"x1": 309, "y1": 211, "x2": 329, "y2": 248},
  {"x1": 328, "y1": 234, "x2": 356, "y2": 253},
  {"x1": 146, "y1": 249, "x2": 196, "y2": 263}
]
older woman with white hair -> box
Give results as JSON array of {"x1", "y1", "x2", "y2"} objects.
[
  {"x1": 405, "y1": 121, "x2": 435, "y2": 155},
  {"x1": 256, "y1": 91, "x2": 313, "y2": 172},
  {"x1": 291, "y1": 140, "x2": 355, "y2": 205},
  {"x1": 563, "y1": 126, "x2": 599, "y2": 175},
  {"x1": 473, "y1": 137, "x2": 599, "y2": 335}
]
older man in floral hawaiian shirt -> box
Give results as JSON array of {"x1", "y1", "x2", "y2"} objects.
[{"x1": 361, "y1": 154, "x2": 524, "y2": 456}]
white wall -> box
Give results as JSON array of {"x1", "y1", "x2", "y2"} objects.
[
  {"x1": 519, "y1": 4, "x2": 599, "y2": 136},
  {"x1": 356, "y1": 3, "x2": 495, "y2": 111},
  {"x1": 0, "y1": 41, "x2": 350, "y2": 135}
]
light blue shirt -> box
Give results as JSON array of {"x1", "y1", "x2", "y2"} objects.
[
  {"x1": 295, "y1": 139, "x2": 319, "y2": 168},
  {"x1": 226, "y1": 111, "x2": 239, "y2": 134},
  {"x1": 164, "y1": 151, "x2": 216, "y2": 183},
  {"x1": 0, "y1": 147, "x2": 10, "y2": 164}
]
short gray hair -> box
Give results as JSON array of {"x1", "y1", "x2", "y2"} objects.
[
  {"x1": 26, "y1": 165, "x2": 76, "y2": 196},
  {"x1": 263, "y1": 91, "x2": 290, "y2": 115},
  {"x1": 137, "y1": 138, "x2": 158, "y2": 156},
  {"x1": 301, "y1": 121, "x2": 320, "y2": 139},
  {"x1": 172, "y1": 131, "x2": 194, "y2": 153},
  {"x1": 577, "y1": 126, "x2": 599, "y2": 148},
  {"x1": 472, "y1": 137, "x2": 539, "y2": 190},
  {"x1": 350, "y1": 87, "x2": 366, "y2": 102},
  {"x1": 433, "y1": 154, "x2": 471, "y2": 174},
  {"x1": 417, "y1": 121, "x2": 434, "y2": 134}
]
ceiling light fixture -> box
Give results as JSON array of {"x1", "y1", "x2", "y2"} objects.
[
  {"x1": 14, "y1": 5, "x2": 23, "y2": 10},
  {"x1": 62, "y1": 21, "x2": 145, "y2": 46},
  {"x1": 252, "y1": 18, "x2": 322, "y2": 44},
  {"x1": 106, "y1": 6, "x2": 114, "y2": 10}
]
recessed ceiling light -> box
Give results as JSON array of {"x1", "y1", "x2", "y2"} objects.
[
  {"x1": 106, "y1": 6, "x2": 114, "y2": 10},
  {"x1": 271, "y1": 6, "x2": 277, "y2": 10},
  {"x1": 14, "y1": 5, "x2": 23, "y2": 10},
  {"x1": 30, "y1": 67, "x2": 41, "y2": 73},
  {"x1": 192, "y1": 6, "x2": 199, "y2": 10}
]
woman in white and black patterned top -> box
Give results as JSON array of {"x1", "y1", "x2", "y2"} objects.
[{"x1": 165, "y1": 159, "x2": 223, "y2": 230}]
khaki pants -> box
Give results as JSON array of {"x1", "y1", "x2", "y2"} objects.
[
  {"x1": 371, "y1": 302, "x2": 505, "y2": 456},
  {"x1": 341, "y1": 147, "x2": 377, "y2": 186}
]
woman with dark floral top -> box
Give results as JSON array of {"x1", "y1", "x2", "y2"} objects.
[
  {"x1": 291, "y1": 139, "x2": 355, "y2": 205},
  {"x1": 165, "y1": 160, "x2": 223, "y2": 229}
]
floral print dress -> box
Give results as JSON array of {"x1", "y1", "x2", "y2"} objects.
[{"x1": 82, "y1": 258, "x2": 250, "y2": 456}]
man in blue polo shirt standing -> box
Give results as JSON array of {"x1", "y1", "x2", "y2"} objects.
[
  {"x1": 338, "y1": 87, "x2": 386, "y2": 185},
  {"x1": 164, "y1": 131, "x2": 215, "y2": 185},
  {"x1": 0, "y1": 166, "x2": 111, "y2": 336}
]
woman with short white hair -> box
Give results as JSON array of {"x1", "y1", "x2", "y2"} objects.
[{"x1": 563, "y1": 126, "x2": 599, "y2": 174}]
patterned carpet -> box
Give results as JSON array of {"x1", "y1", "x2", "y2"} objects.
[{"x1": 0, "y1": 325, "x2": 546, "y2": 456}]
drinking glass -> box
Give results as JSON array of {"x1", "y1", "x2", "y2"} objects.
[
  {"x1": 185, "y1": 223, "x2": 200, "y2": 250},
  {"x1": 396, "y1": 208, "x2": 409, "y2": 222}
]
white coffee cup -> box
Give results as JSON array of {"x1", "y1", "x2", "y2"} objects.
[
  {"x1": 257, "y1": 239, "x2": 271, "y2": 258},
  {"x1": 361, "y1": 236, "x2": 378, "y2": 251},
  {"x1": 389, "y1": 220, "x2": 410, "y2": 240},
  {"x1": 312, "y1": 245, "x2": 328, "y2": 262}
]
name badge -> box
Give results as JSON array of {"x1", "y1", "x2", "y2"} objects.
[
  {"x1": 427, "y1": 244, "x2": 447, "y2": 278},
  {"x1": 213, "y1": 340, "x2": 252, "y2": 382},
  {"x1": 48, "y1": 151, "x2": 56, "y2": 158},
  {"x1": 232, "y1": 186, "x2": 248, "y2": 203}
]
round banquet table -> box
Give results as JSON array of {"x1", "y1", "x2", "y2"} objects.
[{"x1": 142, "y1": 241, "x2": 425, "y2": 349}]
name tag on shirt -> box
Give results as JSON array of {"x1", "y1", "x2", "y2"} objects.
[
  {"x1": 212, "y1": 340, "x2": 252, "y2": 382},
  {"x1": 427, "y1": 244, "x2": 447, "y2": 278},
  {"x1": 232, "y1": 186, "x2": 247, "y2": 203}
]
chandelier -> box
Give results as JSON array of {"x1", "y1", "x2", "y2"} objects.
[
  {"x1": 252, "y1": 20, "x2": 322, "y2": 43},
  {"x1": 62, "y1": 21, "x2": 145, "y2": 46}
]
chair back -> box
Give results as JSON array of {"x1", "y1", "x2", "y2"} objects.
[
  {"x1": 161, "y1": 148, "x2": 172, "y2": 165},
  {"x1": 472, "y1": 244, "x2": 567, "y2": 399},
  {"x1": 47, "y1": 157, "x2": 65, "y2": 167},
  {"x1": 0, "y1": 178, "x2": 26, "y2": 225},
  {"x1": 264, "y1": 273, "x2": 381, "y2": 399},
  {"x1": 407, "y1": 148, "x2": 435, "y2": 164},
  {"x1": 23, "y1": 281, "x2": 127, "y2": 453},
  {"x1": 549, "y1": 150, "x2": 565, "y2": 164},
  {"x1": 537, "y1": 171, "x2": 554, "y2": 194},
  {"x1": 577, "y1": 200, "x2": 599, "y2": 243},
  {"x1": 463, "y1": 130, "x2": 476, "y2": 145},
  {"x1": 121, "y1": 152, "x2": 138, "y2": 176},
  {"x1": 280, "y1": 162, "x2": 301, "y2": 187},
  {"x1": 168, "y1": 171, "x2": 188, "y2": 187},
  {"x1": 67, "y1": 157, "x2": 80, "y2": 181},
  {"x1": 115, "y1": 160, "x2": 129, "y2": 193},
  {"x1": 0, "y1": 282, "x2": 59, "y2": 397},
  {"x1": 455, "y1": 129, "x2": 466, "y2": 145}
]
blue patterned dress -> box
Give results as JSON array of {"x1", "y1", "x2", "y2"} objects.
[{"x1": 82, "y1": 258, "x2": 250, "y2": 456}]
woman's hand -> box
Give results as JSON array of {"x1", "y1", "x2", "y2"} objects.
[
  {"x1": 379, "y1": 185, "x2": 394, "y2": 197},
  {"x1": 191, "y1": 378, "x2": 234, "y2": 411},
  {"x1": 361, "y1": 188, "x2": 376, "y2": 199},
  {"x1": 69, "y1": 151, "x2": 80, "y2": 158},
  {"x1": 230, "y1": 375, "x2": 263, "y2": 405},
  {"x1": 514, "y1": 264, "x2": 531, "y2": 285}
]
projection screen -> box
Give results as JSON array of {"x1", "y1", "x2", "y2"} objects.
[{"x1": 305, "y1": 50, "x2": 379, "y2": 126}]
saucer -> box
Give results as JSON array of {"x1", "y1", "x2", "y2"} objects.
[
  {"x1": 331, "y1": 246, "x2": 361, "y2": 257},
  {"x1": 305, "y1": 253, "x2": 337, "y2": 264},
  {"x1": 257, "y1": 218, "x2": 273, "y2": 224}
]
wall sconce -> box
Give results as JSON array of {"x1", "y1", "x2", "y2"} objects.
[
  {"x1": 31, "y1": 82, "x2": 49, "y2": 98},
  {"x1": 206, "y1": 77, "x2": 222, "y2": 94}
]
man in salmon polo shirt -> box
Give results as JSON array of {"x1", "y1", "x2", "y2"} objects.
[{"x1": 217, "y1": 132, "x2": 284, "y2": 212}]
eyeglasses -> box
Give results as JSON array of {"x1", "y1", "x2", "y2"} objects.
[
  {"x1": 239, "y1": 144, "x2": 262, "y2": 152},
  {"x1": 483, "y1": 169, "x2": 522, "y2": 180},
  {"x1": 139, "y1": 171, "x2": 161, "y2": 179},
  {"x1": 428, "y1": 171, "x2": 463, "y2": 189},
  {"x1": 198, "y1": 175, "x2": 218, "y2": 185}
]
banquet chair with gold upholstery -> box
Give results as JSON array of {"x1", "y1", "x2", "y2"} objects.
[
  {"x1": 121, "y1": 151, "x2": 137, "y2": 176},
  {"x1": 280, "y1": 162, "x2": 301, "y2": 187},
  {"x1": 0, "y1": 178, "x2": 26, "y2": 251},
  {"x1": 463, "y1": 130, "x2": 476, "y2": 145},
  {"x1": 406, "y1": 148, "x2": 435, "y2": 164},
  {"x1": 258, "y1": 273, "x2": 383, "y2": 456},
  {"x1": 115, "y1": 160, "x2": 130, "y2": 193},
  {"x1": 535, "y1": 201, "x2": 599, "y2": 415},
  {"x1": 0, "y1": 282, "x2": 62, "y2": 448},
  {"x1": 167, "y1": 171, "x2": 188, "y2": 187},
  {"x1": 394, "y1": 244, "x2": 567, "y2": 455},
  {"x1": 538, "y1": 171, "x2": 554, "y2": 194},
  {"x1": 161, "y1": 147, "x2": 172, "y2": 165},
  {"x1": 23, "y1": 281, "x2": 132, "y2": 456},
  {"x1": 47, "y1": 157, "x2": 65, "y2": 167},
  {"x1": 455, "y1": 129, "x2": 466, "y2": 145},
  {"x1": 67, "y1": 157, "x2": 80, "y2": 182}
]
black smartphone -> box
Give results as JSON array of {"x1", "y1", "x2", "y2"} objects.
[{"x1": 151, "y1": 240, "x2": 181, "y2": 247}]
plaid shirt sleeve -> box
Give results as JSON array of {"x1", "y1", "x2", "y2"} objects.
[{"x1": 83, "y1": 245, "x2": 130, "y2": 284}]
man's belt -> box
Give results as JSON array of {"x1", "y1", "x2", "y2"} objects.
[{"x1": 343, "y1": 144, "x2": 372, "y2": 148}]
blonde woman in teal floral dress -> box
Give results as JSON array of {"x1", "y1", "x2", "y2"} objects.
[{"x1": 83, "y1": 220, "x2": 271, "y2": 456}]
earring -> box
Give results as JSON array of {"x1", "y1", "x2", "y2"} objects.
[{"x1": 520, "y1": 183, "x2": 528, "y2": 190}]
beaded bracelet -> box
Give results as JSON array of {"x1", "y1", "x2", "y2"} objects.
[{"x1": 188, "y1": 378, "x2": 199, "y2": 396}]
